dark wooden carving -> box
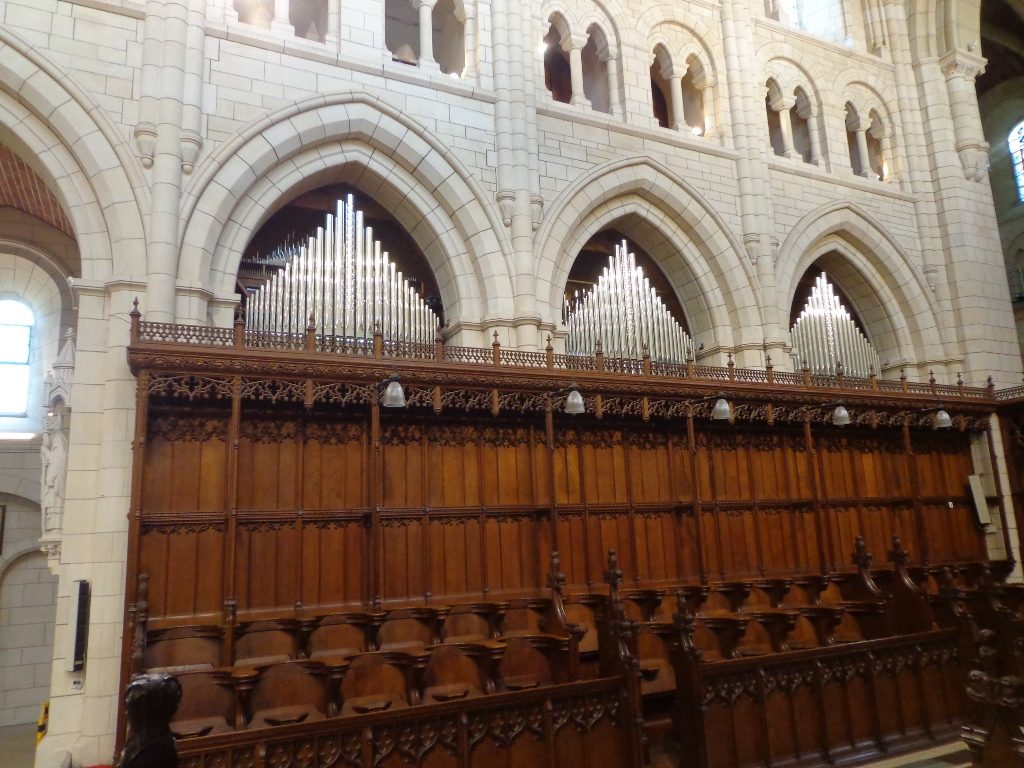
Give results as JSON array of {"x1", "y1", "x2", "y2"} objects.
[
  {"x1": 118, "y1": 672, "x2": 182, "y2": 768},
  {"x1": 118, "y1": 314, "x2": 1018, "y2": 767}
]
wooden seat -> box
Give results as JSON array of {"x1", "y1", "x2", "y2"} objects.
[
  {"x1": 498, "y1": 637, "x2": 554, "y2": 691},
  {"x1": 377, "y1": 609, "x2": 444, "y2": 653},
  {"x1": 245, "y1": 660, "x2": 329, "y2": 729},
  {"x1": 234, "y1": 620, "x2": 299, "y2": 668},
  {"x1": 339, "y1": 653, "x2": 414, "y2": 716},
  {"x1": 170, "y1": 668, "x2": 236, "y2": 738},
  {"x1": 144, "y1": 625, "x2": 221, "y2": 673},
  {"x1": 422, "y1": 645, "x2": 486, "y2": 704},
  {"x1": 308, "y1": 615, "x2": 370, "y2": 660}
]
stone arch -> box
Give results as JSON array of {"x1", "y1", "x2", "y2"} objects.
[
  {"x1": 777, "y1": 202, "x2": 948, "y2": 372},
  {"x1": 644, "y1": 21, "x2": 718, "y2": 85},
  {"x1": 763, "y1": 55, "x2": 824, "y2": 112},
  {"x1": 0, "y1": 28, "x2": 147, "y2": 281},
  {"x1": 177, "y1": 93, "x2": 514, "y2": 328},
  {"x1": 536, "y1": 157, "x2": 758, "y2": 353}
]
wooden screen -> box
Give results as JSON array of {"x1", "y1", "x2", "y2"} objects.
[{"x1": 135, "y1": 392, "x2": 987, "y2": 625}]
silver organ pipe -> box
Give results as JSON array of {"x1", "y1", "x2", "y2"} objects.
[
  {"x1": 789, "y1": 272, "x2": 880, "y2": 378},
  {"x1": 564, "y1": 239, "x2": 695, "y2": 363},
  {"x1": 245, "y1": 194, "x2": 440, "y2": 346}
]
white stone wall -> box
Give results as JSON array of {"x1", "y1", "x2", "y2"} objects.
[
  {"x1": 0, "y1": 497, "x2": 57, "y2": 727},
  {"x1": 0, "y1": 1, "x2": 1020, "y2": 764}
]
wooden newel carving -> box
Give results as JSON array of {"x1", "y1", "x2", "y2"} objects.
[
  {"x1": 962, "y1": 629, "x2": 1024, "y2": 767},
  {"x1": 129, "y1": 573, "x2": 149, "y2": 675},
  {"x1": 117, "y1": 672, "x2": 182, "y2": 768}
]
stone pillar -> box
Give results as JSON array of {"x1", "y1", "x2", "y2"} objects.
[
  {"x1": 271, "y1": 0, "x2": 295, "y2": 35},
  {"x1": 878, "y1": 131, "x2": 895, "y2": 181},
  {"x1": 461, "y1": 2, "x2": 478, "y2": 78},
  {"x1": 939, "y1": 49, "x2": 989, "y2": 182},
  {"x1": 774, "y1": 97, "x2": 798, "y2": 158},
  {"x1": 564, "y1": 34, "x2": 589, "y2": 107},
  {"x1": 854, "y1": 121, "x2": 871, "y2": 176},
  {"x1": 668, "y1": 70, "x2": 685, "y2": 131},
  {"x1": 326, "y1": 0, "x2": 340, "y2": 48},
  {"x1": 700, "y1": 82, "x2": 716, "y2": 138},
  {"x1": 804, "y1": 108, "x2": 822, "y2": 165},
  {"x1": 416, "y1": 0, "x2": 439, "y2": 70},
  {"x1": 602, "y1": 52, "x2": 620, "y2": 117}
]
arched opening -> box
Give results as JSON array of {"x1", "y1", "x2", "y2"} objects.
[
  {"x1": 845, "y1": 102, "x2": 866, "y2": 175},
  {"x1": 766, "y1": 79, "x2": 786, "y2": 156},
  {"x1": 1011, "y1": 119, "x2": 1024, "y2": 203},
  {"x1": 543, "y1": 24, "x2": 572, "y2": 104},
  {"x1": 385, "y1": 0, "x2": 420, "y2": 65},
  {"x1": 0, "y1": 520, "x2": 58, "y2": 729},
  {"x1": 650, "y1": 46, "x2": 672, "y2": 128},
  {"x1": 233, "y1": 0, "x2": 328, "y2": 42},
  {"x1": 791, "y1": 87, "x2": 813, "y2": 163},
  {"x1": 0, "y1": 300, "x2": 33, "y2": 416},
  {"x1": 432, "y1": 0, "x2": 465, "y2": 75},
  {"x1": 681, "y1": 68, "x2": 704, "y2": 134},
  {"x1": 238, "y1": 183, "x2": 444, "y2": 336},
  {"x1": 789, "y1": 261, "x2": 880, "y2": 376},
  {"x1": 581, "y1": 26, "x2": 610, "y2": 113},
  {"x1": 867, "y1": 110, "x2": 886, "y2": 180},
  {"x1": 563, "y1": 229, "x2": 693, "y2": 361}
]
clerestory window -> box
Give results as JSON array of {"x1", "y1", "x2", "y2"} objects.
[
  {"x1": 0, "y1": 300, "x2": 33, "y2": 416},
  {"x1": 1011, "y1": 119, "x2": 1024, "y2": 204}
]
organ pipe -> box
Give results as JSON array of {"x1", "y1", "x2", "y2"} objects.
[
  {"x1": 245, "y1": 194, "x2": 440, "y2": 345},
  {"x1": 789, "y1": 272, "x2": 879, "y2": 378},
  {"x1": 564, "y1": 240, "x2": 695, "y2": 363}
]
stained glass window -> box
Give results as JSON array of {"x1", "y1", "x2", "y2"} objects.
[{"x1": 1010, "y1": 120, "x2": 1024, "y2": 204}]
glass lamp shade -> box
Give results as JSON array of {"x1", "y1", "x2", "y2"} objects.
[
  {"x1": 565, "y1": 388, "x2": 585, "y2": 415},
  {"x1": 711, "y1": 397, "x2": 732, "y2": 421},
  {"x1": 831, "y1": 405, "x2": 851, "y2": 426},
  {"x1": 933, "y1": 409, "x2": 952, "y2": 429},
  {"x1": 382, "y1": 379, "x2": 406, "y2": 408}
]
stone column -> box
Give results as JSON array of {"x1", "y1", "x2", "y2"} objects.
[
  {"x1": 939, "y1": 49, "x2": 989, "y2": 181},
  {"x1": 461, "y1": 2, "x2": 478, "y2": 78},
  {"x1": 877, "y1": 131, "x2": 895, "y2": 181},
  {"x1": 667, "y1": 69, "x2": 685, "y2": 131},
  {"x1": 854, "y1": 120, "x2": 871, "y2": 176},
  {"x1": 602, "y1": 51, "x2": 621, "y2": 117},
  {"x1": 700, "y1": 81, "x2": 717, "y2": 138},
  {"x1": 564, "y1": 33, "x2": 589, "y2": 107},
  {"x1": 326, "y1": 0, "x2": 340, "y2": 48},
  {"x1": 804, "y1": 107, "x2": 822, "y2": 165},
  {"x1": 416, "y1": 0, "x2": 439, "y2": 70},
  {"x1": 271, "y1": 0, "x2": 295, "y2": 35},
  {"x1": 770, "y1": 95, "x2": 798, "y2": 158}
]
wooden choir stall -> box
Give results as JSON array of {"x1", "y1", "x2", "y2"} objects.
[{"x1": 117, "y1": 200, "x2": 1023, "y2": 768}]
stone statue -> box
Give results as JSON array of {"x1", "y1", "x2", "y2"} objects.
[
  {"x1": 40, "y1": 409, "x2": 68, "y2": 532},
  {"x1": 117, "y1": 672, "x2": 182, "y2": 768}
]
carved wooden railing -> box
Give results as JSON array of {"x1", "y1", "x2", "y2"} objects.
[{"x1": 175, "y1": 676, "x2": 634, "y2": 768}]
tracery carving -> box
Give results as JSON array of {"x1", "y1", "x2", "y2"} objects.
[
  {"x1": 240, "y1": 378, "x2": 305, "y2": 403},
  {"x1": 148, "y1": 412, "x2": 229, "y2": 442},
  {"x1": 148, "y1": 374, "x2": 232, "y2": 400},
  {"x1": 304, "y1": 420, "x2": 364, "y2": 444}
]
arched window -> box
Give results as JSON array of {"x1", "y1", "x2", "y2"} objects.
[
  {"x1": 0, "y1": 300, "x2": 33, "y2": 416},
  {"x1": 1010, "y1": 119, "x2": 1024, "y2": 203}
]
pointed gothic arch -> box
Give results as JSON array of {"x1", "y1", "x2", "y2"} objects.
[
  {"x1": 777, "y1": 202, "x2": 949, "y2": 372},
  {"x1": 177, "y1": 93, "x2": 515, "y2": 331},
  {"x1": 535, "y1": 157, "x2": 758, "y2": 356}
]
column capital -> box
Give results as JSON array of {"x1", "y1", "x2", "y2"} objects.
[
  {"x1": 562, "y1": 33, "x2": 589, "y2": 53},
  {"x1": 411, "y1": 0, "x2": 437, "y2": 9},
  {"x1": 938, "y1": 49, "x2": 986, "y2": 81}
]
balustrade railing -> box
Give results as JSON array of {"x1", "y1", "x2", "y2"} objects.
[{"x1": 132, "y1": 313, "x2": 1003, "y2": 403}]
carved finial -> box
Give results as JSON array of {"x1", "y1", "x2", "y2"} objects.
[
  {"x1": 595, "y1": 338, "x2": 603, "y2": 354},
  {"x1": 929, "y1": 370, "x2": 936, "y2": 385},
  {"x1": 900, "y1": 368, "x2": 906, "y2": 381},
  {"x1": 887, "y1": 534, "x2": 909, "y2": 566},
  {"x1": 987, "y1": 375, "x2": 995, "y2": 394},
  {"x1": 727, "y1": 351, "x2": 734, "y2": 366},
  {"x1": 604, "y1": 549, "x2": 623, "y2": 591},
  {"x1": 435, "y1": 324, "x2": 443, "y2": 343},
  {"x1": 131, "y1": 298, "x2": 140, "y2": 317},
  {"x1": 492, "y1": 330, "x2": 499, "y2": 344},
  {"x1": 852, "y1": 535, "x2": 873, "y2": 570},
  {"x1": 836, "y1": 360, "x2": 844, "y2": 377},
  {"x1": 957, "y1": 371, "x2": 963, "y2": 386},
  {"x1": 765, "y1": 352, "x2": 772, "y2": 368},
  {"x1": 546, "y1": 550, "x2": 566, "y2": 593},
  {"x1": 642, "y1": 343, "x2": 649, "y2": 356},
  {"x1": 546, "y1": 334, "x2": 553, "y2": 350}
]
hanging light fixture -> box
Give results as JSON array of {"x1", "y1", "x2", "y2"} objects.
[
  {"x1": 381, "y1": 373, "x2": 406, "y2": 408},
  {"x1": 712, "y1": 397, "x2": 732, "y2": 421},
  {"x1": 932, "y1": 409, "x2": 952, "y2": 429},
  {"x1": 564, "y1": 385, "x2": 585, "y2": 415},
  {"x1": 831, "y1": 404, "x2": 851, "y2": 427}
]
